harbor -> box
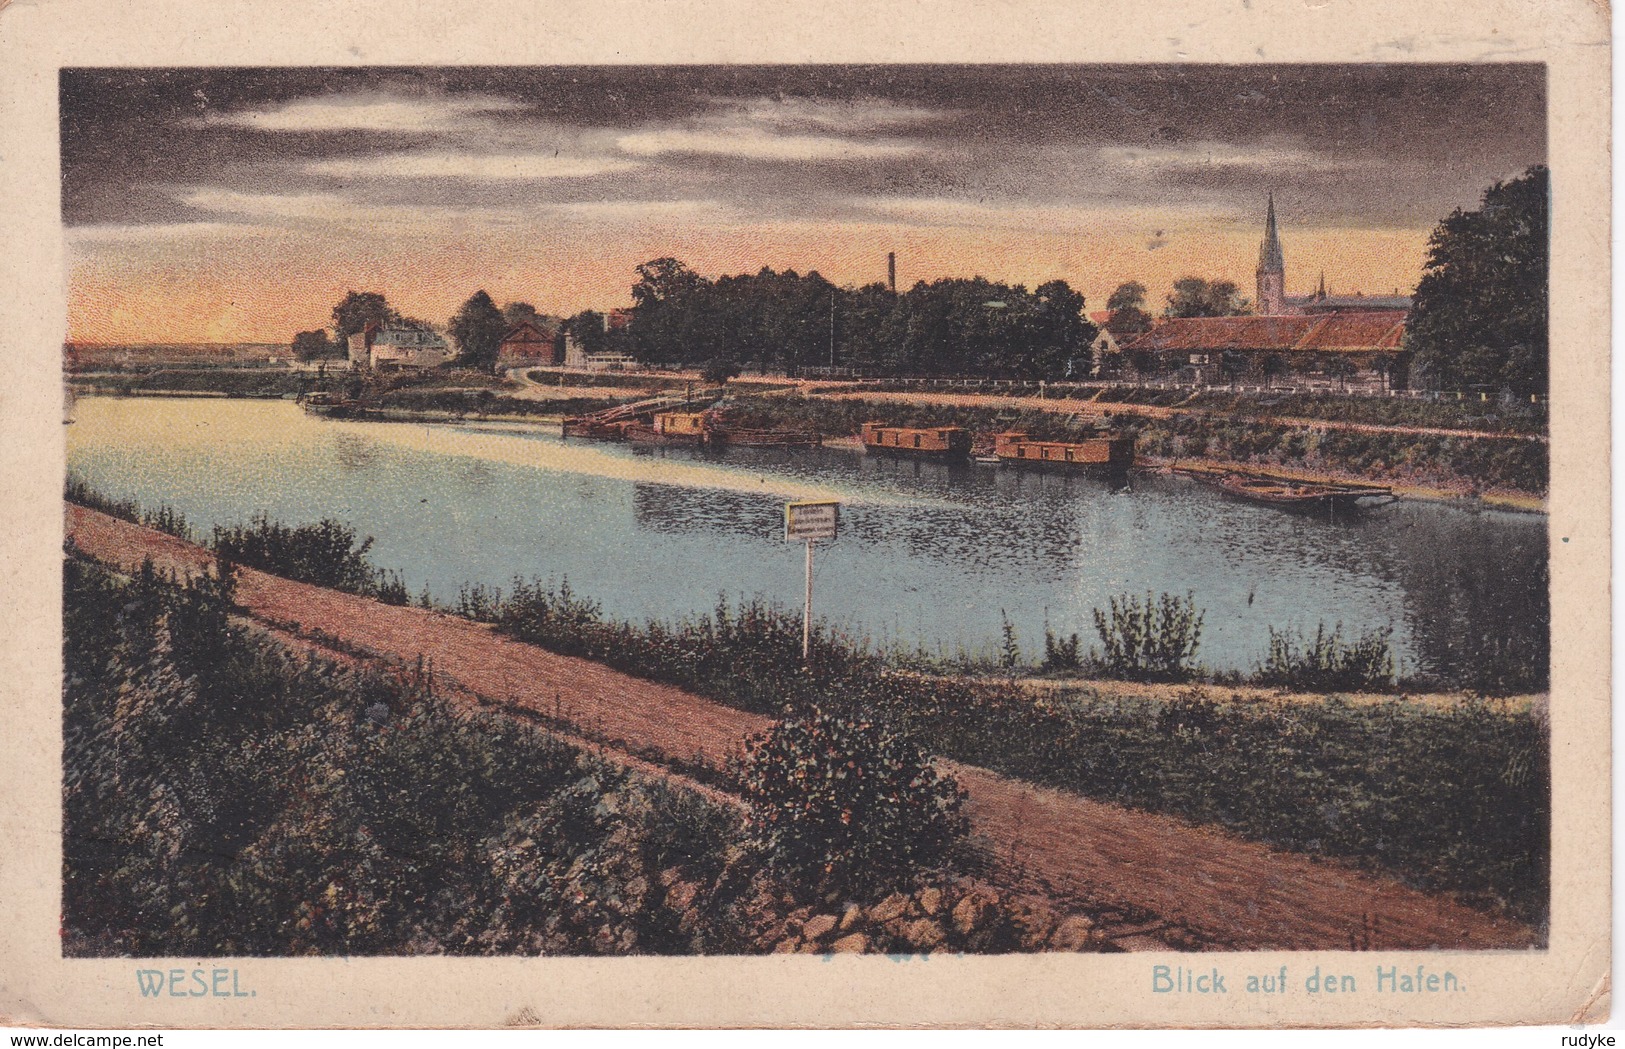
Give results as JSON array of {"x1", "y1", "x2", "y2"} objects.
[{"x1": 68, "y1": 395, "x2": 1548, "y2": 684}]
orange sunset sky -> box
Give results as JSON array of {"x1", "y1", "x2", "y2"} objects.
[{"x1": 61, "y1": 66, "x2": 1544, "y2": 345}]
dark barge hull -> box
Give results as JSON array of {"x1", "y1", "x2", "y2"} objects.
[
  {"x1": 714, "y1": 429, "x2": 822, "y2": 448},
  {"x1": 623, "y1": 422, "x2": 708, "y2": 446},
  {"x1": 562, "y1": 420, "x2": 630, "y2": 440},
  {"x1": 862, "y1": 443, "x2": 970, "y2": 462}
]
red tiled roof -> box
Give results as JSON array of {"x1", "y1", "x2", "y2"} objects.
[
  {"x1": 1294, "y1": 311, "x2": 1406, "y2": 350},
  {"x1": 1088, "y1": 310, "x2": 1115, "y2": 325},
  {"x1": 1124, "y1": 311, "x2": 1406, "y2": 354}
]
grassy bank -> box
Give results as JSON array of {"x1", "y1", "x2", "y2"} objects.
[
  {"x1": 71, "y1": 368, "x2": 313, "y2": 398},
  {"x1": 64, "y1": 555, "x2": 1119, "y2": 955},
  {"x1": 722, "y1": 393, "x2": 1549, "y2": 498},
  {"x1": 63, "y1": 556, "x2": 736, "y2": 955},
  {"x1": 455, "y1": 579, "x2": 1547, "y2": 921}
]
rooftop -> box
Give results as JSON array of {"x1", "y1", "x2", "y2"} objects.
[{"x1": 1125, "y1": 311, "x2": 1407, "y2": 354}]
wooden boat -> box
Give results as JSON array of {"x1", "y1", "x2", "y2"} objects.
[
  {"x1": 1215, "y1": 473, "x2": 1396, "y2": 513},
  {"x1": 561, "y1": 417, "x2": 631, "y2": 439},
  {"x1": 624, "y1": 410, "x2": 713, "y2": 446},
  {"x1": 1173, "y1": 465, "x2": 1397, "y2": 513},
  {"x1": 860, "y1": 422, "x2": 971, "y2": 461},
  {"x1": 992, "y1": 430, "x2": 1134, "y2": 473}
]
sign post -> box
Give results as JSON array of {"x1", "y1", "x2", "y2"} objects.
[{"x1": 784, "y1": 500, "x2": 840, "y2": 663}]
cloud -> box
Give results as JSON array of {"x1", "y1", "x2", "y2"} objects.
[
  {"x1": 616, "y1": 126, "x2": 924, "y2": 162},
  {"x1": 545, "y1": 199, "x2": 733, "y2": 224},
  {"x1": 721, "y1": 95, "x2": 950, "y2": 133},
  {"x1": 856, "y1": 195, "x2": 1221, "y2": 235},
  {"x1": 65, "y1": 221, "x2": 277, "y2": 244},
  {"x1": 307, "y1": 151, "x2": 642, "y2": 181},
  {"x1": 195, "y1": 91, "x2": 528, "y2": 133},
  {"x1": 1097, "y1": 141, "x2": 1358, "y2": 176},
  {"x1": 172, "y1": 186, "x2": 517, "y2": 232},
  {"x1": 176, "y1": 188, "x2": 351, "y2": 217}
]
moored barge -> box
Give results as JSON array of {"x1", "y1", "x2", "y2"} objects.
[
  {"x1": 860, "y1": 422, "x2": 972, "y2": 461},
  {"x1": 992, "y1": 430, "x2": 1134, "y2": 473},
  {"x1": 624, "y1": 410, "x2": 713, "y2": 446},
  {"x1": 712, "y1": 425, "x2": 822, "y2": 448}
]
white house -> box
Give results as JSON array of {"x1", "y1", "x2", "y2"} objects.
[{"x1": 348, "y1": 323, "x2": 454, "y2": 370}]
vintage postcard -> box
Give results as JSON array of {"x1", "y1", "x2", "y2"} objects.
[{"x1": 0, "y1": 0, "x2": 1610, "y2": 1030}]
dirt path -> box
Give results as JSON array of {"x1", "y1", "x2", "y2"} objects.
[
  {"x1": 806, "y1": 388, "x2": 1546, "y2": 443},
  {"x1": 65, "y1": 505, "x2": 1538, "y2": 952}
]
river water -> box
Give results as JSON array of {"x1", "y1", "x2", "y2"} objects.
[{"x1": 66, "y1": 396, "x2": 1549, "y2": 685}]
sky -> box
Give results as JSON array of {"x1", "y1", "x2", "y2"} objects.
[{"x1": 60, "y1": 65, "x2": 1546, "y2": 344}]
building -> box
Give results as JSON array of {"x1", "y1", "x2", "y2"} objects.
[
  {"x1": 1123, "y1": 311, "x2": 1410, "y2": 387},
  {"x1": 1254, "y1": 195, "x2": 1413, "y2": 317},
  {"x1": 1085, "y1": 310, "x2": 1137, "y2": 376},
  {"x1": 1255, "y1": 194, "x2": 1287, "y2": 316},
  {"x1": 496, "y1": 320, "x2": 558, "y2": 368},
  {"x1": 347, "y1": 323, "x2": 454, "y2": 371},
  {"x1": 1115, "y1": 196, "x2": 1416, "y2": 386}
]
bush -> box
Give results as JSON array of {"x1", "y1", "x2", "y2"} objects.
[
  {"x1": 62, "y1": 556, "x2": 742, "y2": 956},
  {"x1": 735, "y1": 709, "x2": 967, "y2": 897},
  {"x1": 1042, "y1": 626, "x2": 1081, "y2": 671},
  {"x1": 66, "y1": 475, "x2": 192, "y2": 540},
  {"x1": 1092, "y1": 591, "x2": 1205, "y2": 681},
  {"x1": 1258, "y1": 623, "x2": 1396, "y2": 692},
  {"x1": 212, "y1": 513, "x2": 406, "y2": 601}
]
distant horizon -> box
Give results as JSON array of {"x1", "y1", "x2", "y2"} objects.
[{"x1": 62, "y1": 64, "x2": 1544, "y2": 343}]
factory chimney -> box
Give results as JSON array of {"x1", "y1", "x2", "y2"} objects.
[{"x1": 887, "y1": 252, "x2": 896, "y2": 294}]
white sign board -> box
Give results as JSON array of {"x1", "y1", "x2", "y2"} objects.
[{"x1": 785, "y1": 499, "x2": 839, "y2": 541}]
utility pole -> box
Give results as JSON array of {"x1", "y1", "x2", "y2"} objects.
[{"x1": 829, "y1": 291, "x2": 836, "y2": 368}]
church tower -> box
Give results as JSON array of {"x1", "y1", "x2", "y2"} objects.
[{"x1": 1256, "y1": 192, "x2": 1286, "y2": 315}]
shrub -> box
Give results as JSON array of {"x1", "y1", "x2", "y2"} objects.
[
  {"x1": 998, "y1": 610, "x2": 1021, "y2": 669},
  {"x1": 212, "y1": 513, "x2": 405, "y2": 601},
  {"x1": 1258, "y1": 623, "x2": 1396, "y2": 692},
  {"x1": 1091, "y1": 591, "x2": 1205, "y2": 681},
  {"x1": 65, "y1": 475, "x2": 191, "y2": 539},
  {"x1": 1042, "y1": 626, "x2": 1081, "y2": 671},
  {"x1": 735, "y1": 709, "x2": 967, "y2": 898}
]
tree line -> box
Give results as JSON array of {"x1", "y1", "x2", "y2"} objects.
[
  {"x1": 626, "y1": 258, "x2": 1107, "y2": 379},
  {"x1": 287, "y1": 166, "x2": 1547, "y2": 393}
]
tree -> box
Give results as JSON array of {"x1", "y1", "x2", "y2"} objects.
[
  {"x1": 563, "y1": 310, "x2": 607, "y2": 357},
  {"x1": 331, "y1": 292, "x2": 401, "y2": 342},
  {"x1": 1130, "y1": 348, "x2": 1163, "y2": 377},
  {"x1": 291, "y1": 329, "x2": 335, "y2": 360},
  {"x1": 1406, "y1": 165, "x2": 1548, "y2": 396},
  {"x1": 1105, "y1": 281, "x2": 1154, "y2": 335},
  {"x1": 629, "y1": 257, "x2": 708, "y2": 364},
  {"x1": 449, "y1": 290, "x2": 508, "y2": 373},
  {"x1": 700, "y1": 358, "x2": 741, "y2": 385},
  {"x1": 1324, "y1": 355, "x2": 1357, "y2": 389},
  {"x1": 1165, "y1": 277, "x2": 1251, "y2": 318},
  {"x1": 502, "y1": 301, "x2": 547, "y2": 330}
]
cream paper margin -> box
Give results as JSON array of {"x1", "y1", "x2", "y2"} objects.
[{"x1": 0, "y1": 0, "x2": 1609, "y2": 1029}]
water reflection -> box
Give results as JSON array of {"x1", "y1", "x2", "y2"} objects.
[{"x1": 66, "y1": 397, "x2": 1549, "y2": 686}]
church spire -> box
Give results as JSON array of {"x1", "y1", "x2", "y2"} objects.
[
  {"x1": 1255, "y1": 192, "x2": 1287, "y2": 315},
  {"x1": 1317, "y1": 270, "x2": 1326, "y2": 298},
  {"x1": 1257, "y1": 191, "x2": 1285, "y2": 274}
]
